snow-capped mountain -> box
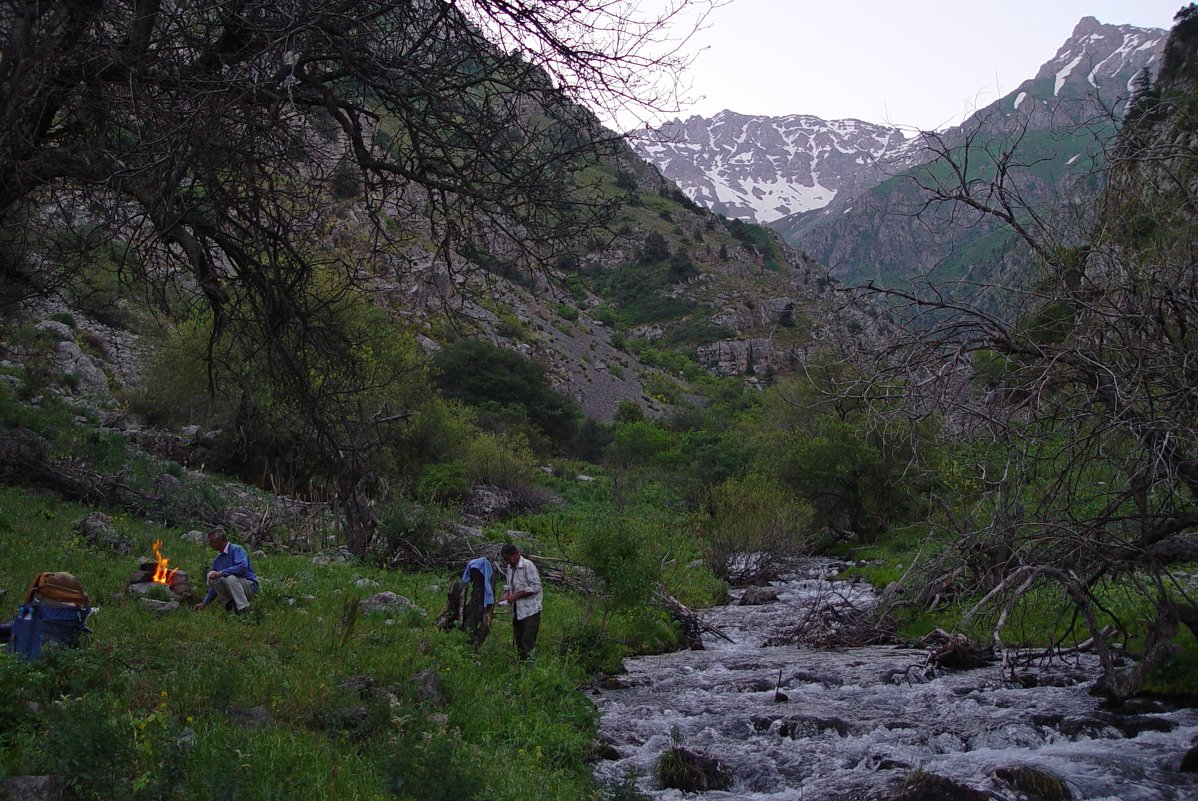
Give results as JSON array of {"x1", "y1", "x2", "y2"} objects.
[
  {"x1": 629, "y1": 112, "x2": 908, "y2": 223},
  {"x1": 770, "y1": 16, "x2": 1167, "y2": 291},
  {"x1": 633, "y1": 17, "x2": 1167, "y2": 295}
]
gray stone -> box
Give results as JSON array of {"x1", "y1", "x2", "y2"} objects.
[
  {"x1": 139, "y1": 598, "x2": 180, "y2": 614},
  {"x1": 52, "y1": 340, "x2": 109, "y2": 395},
  {"x1": 410, "y1": 668, "x2": 447, "y2": 706},
  {"x1": 176, "y1": 727, "x2": 198, "y2": 751},
  {"x1": 227, "y1": 705, "x2": 272, "y2": 729},
  {"x1": 696, "y1": 337, "x2": 790, "y2": 377},
  {"x1": 155, "y1": 474, "x2": 183, "y2": 493},
  {"x1": 76, "y1": 511, "x2": 131, "y2": 555},
  {"x1": 360, "y1": 591, "x2": 422, "y2": 615},
  {"x1": 180, "y1": 529, "x2": 208, "y2": 544},
  {"x1": 197, "y1": 429, "x2": 223, "y2": 447},
  {"x1": 1, "y1": 775, "x2": 64, "y2": 801},
  {"x1": 34, "y1": 320, "x2": 74, "y2": 340},
  {"x1": 354, "y1": 578, "x2": 380, "y2": 588},
  {"x1": 739, "y1": 586, "x2": 782, "y2": 606},
  {"x1": 129, "y1": 582, "x2": 174, "y2": 599}
]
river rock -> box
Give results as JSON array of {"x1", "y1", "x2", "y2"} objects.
[
  {"x1": 591, "y1": 741, "x2": 621, "y2": 761},
  {"x1": 1182, "y1": 743, "x2": 1198, "y2": 772},
  {"x1": 656, "y1": 746, "x2": 733, "y2": 792},
  {"x1": 888, "y1": 772, "x2": 993, "y2": 800},
  {"x1": 752, "y1": 714, "x2": 850, "y2": 738},
  {"x1": 739, "y1": 586, "x2": 781, "y2": 605},
  {"x1": 1104, "y1": 713, "x2": 1176, "y2": 738},
  {"x1": 993, "y1": 766, "x2": 1074, "y2": 801}
]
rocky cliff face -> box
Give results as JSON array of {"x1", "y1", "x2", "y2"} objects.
[{"x1": 629, "y1": 112, "x2": 907, "y2": 223}]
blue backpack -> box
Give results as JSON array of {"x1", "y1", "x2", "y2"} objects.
[{"x1": 7, "y1": 572, "x2": 92, "y2": 660}]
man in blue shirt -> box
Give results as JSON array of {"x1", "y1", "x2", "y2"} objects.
[
  {"x1": 193, "y1": 527, "x2": 259, "y2": 614},
  {"x1": 461, "y1": 555, "x2": 495, "y2": 649}
]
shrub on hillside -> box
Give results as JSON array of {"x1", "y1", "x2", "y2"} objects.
[
  {"x1": 465, "y1": 431, "x2": 534, "y2": 488},
  {"x1": 432, "y1": 339, "x2": 581, "y2": 450},
  {"x1": 578, "y1": 517, "x2": 661, "y2": 615},
  {"x1": 699, "y1": 474, "x2": 814, "y2": 584}
]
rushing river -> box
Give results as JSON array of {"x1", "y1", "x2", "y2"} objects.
[{"x1": 591, "y1": 561, "x2": 1198, "y2": 801}]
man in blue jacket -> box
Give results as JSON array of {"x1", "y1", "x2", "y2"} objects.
[
  {"x1": 193, "y1": 527, "x2": 259, "y2": 614},
  {"x1": 461, "y1": 555, "x2": 495, "y2": 649}
]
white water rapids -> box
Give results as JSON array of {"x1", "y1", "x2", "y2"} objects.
[{"x1": 591, "y1": 562, "x2": 1198, "y2": 800}]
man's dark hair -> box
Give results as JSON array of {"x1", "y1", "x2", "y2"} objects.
[{"x1": 500, "y1": 544, "x2": 519, "y2": 558}]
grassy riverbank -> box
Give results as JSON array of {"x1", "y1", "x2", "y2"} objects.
[{"x1": 0, "y1": 482, "x2": 713, "y2": 800}]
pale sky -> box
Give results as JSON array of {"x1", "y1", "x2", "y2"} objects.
[{"x1": 638, "y1": 0, "x2": 1183, "y2": 131}]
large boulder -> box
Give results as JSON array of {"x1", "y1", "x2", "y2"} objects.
[
  {"x1": 993, "y1": 766, "x2": 1074, "y2": 801},
  {"x1": 886, "y1": 772, "x2": 993, "y2": 801},
  {"x1": 739, "y1": 586, "x2": 781, "y2": 605},
  {"x1": 51, "y1": 340, "x2": 109, "y2": 396},
  {"x1": 1182, "y1": 743, "x2": 1198, "y2": 772},
  {"x1": 76, "y1": 512, "x2": 131, "y2": 555},
  {"x1": 360, "y1": 592, "x2": 422, "y2": 616}
]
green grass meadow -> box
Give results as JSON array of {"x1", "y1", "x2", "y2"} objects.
[{"x1": 0, "y1": 487, "x2": 621, "y2": 801}]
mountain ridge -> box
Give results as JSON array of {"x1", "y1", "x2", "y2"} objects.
[
  {"x1": 629, "y1": 110, "x2": 908, "y2": 223},
  {"x1": 633, "y1": 16, "x2": 1167, "y2": 294}
]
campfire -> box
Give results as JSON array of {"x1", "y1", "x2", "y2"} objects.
[
  {"x1": 128, "y1": 539, "x2": 192, "y2": 598},
  {"x1": 151, "y1": 539, "x2": 178, "y2": 584}
]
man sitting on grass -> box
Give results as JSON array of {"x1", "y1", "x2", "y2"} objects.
[{"x1": 193, "y1": 527, "x2": 259, "y2": 615}]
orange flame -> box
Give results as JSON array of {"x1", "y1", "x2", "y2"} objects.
[{"x1": 151, "y1": 539, "x2": 178, "y2": 585}]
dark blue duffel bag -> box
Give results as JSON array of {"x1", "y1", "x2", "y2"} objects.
[{"x1": 8, "y1": 602, "x2": 92, "y2": 660}]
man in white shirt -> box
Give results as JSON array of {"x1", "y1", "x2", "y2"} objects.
[{"x1": 499, "y1": 543, "x2": 542, "y2": 660}]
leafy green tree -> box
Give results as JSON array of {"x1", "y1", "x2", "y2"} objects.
[
  {"x1": 579, "y1": 517, "x2": 661, "y2": 620},
  {"x1": 641, "y1": 231, "x2": 671, "y2": 263},
  {"x1": 431, "y1": 340, "x2": 580, "y2": 449},
  {"x1": 668, "y1": 249, "x2": 698, "y2": 281},
  {"x1": 613, "y1": 399, "x2": 646, "y2": 423},
  {"x1": 699, "y1": 474, "x2": 814, "y2": 583},
  {"x1": 608, "y1": 419, "x2": 674, "y2": 467},
  {"x1": 779, "y1": 416, "x2": 920, "y2": 544},
  {"x1": 0, "y1": 0, "x2": 717, "y2": 542}
]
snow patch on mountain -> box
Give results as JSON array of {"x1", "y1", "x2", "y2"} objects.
[{"x1": 630, "y1": 111, "x2": 908, "y2": 223}]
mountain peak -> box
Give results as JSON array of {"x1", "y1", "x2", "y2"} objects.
[
  {"x1": 1032, "y1": 17, "x2": 1166, "y2": 98},
  {"x1": 1071, "y1": 16, "x2": 1104, "y2": 37}
]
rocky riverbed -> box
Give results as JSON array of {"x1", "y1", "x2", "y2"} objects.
[{"x1": 591, "y1": 562, "x2": 1198, "y2": 800}]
